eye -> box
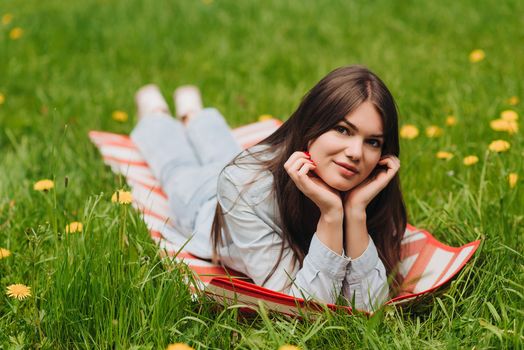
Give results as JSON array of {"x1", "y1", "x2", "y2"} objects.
[
  {"x1": 367, "y1": 139, "x2": 382, "y2": 148},
  {"x1": 334, "y1": 125, "x2": 350, "y2": 135}
]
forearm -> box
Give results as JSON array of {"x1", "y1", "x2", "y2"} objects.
[
  {"x1": 316, "y1": 208, "x2": 344, "y2": 256},
  {"x1": 344, "y1": 207, "x2": 369, "y2": 259}
]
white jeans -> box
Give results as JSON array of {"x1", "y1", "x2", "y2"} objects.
[{"x1": 130, "y1": 108, "x2": 242, "y2": 238}]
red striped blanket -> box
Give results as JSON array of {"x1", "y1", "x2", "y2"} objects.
[{"x1": 89, "y1": 118, "x2": 480, "y2": 315}]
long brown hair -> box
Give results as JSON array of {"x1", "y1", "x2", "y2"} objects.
[{"x1": 211, "y1": 65, "x2": 407, "y2": 296}]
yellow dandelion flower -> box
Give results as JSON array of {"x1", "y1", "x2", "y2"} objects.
[
  {"x1": 278, "y1": 346, "x2": 301, "y2": 350},
  {"x1": 400, "y1": 124, "x2": 419, "y2": 139},
  {"x1": 463, "y1": 155, "x2": 479, "y2": 166},
  {"x1": 436, "y1": 151, "x2": 454, "y2": 160},
  {"x1": 446, "y1": 115, "x2": 457, "y2": 126},
  {"x1": 0, "y1": 248, "x2": 11, "y2": 259},
  {"x1": 508, "y1": 173, "x2": 518, "y2": 188},
  {"x1": 2, "y1": 13, "x2": 13, "y2": 26},
  {"x1": 500, "y1": 110, "x2": 518, "y2": 122},
  {"x1": 65, "y1": 221, "x2": 83, "y2": 233},
  {"x1": 112, "y1": 110, "x2": 128, "y2": 122},
  {"x1": 506, "y1": 121, "x2": 518, "y2": 134},
  {"x1": 490, "y1": 119, "x2": 506, "y2": 131},
  {"x1": 425, "y1": 125, "x2": 443, "y2": 138},
  {"x1": 33, "y1": 179, "x2": 54, "y2": 191},
  {"x1": 469, "y1": 49, "x2": 485, "y2": 63},
  {"x1": 112, "y1": 190, "x2": 132, "y2": 204},
  {"x1": 258, "y1": 114, "x2": 274, "y2": 122},
  {"x1": 0, "y1": 93, "x2": 5, "y2": 105},
  {"x1": 166, "y1": 343, "x2": 194, "y2": 350},
  {"x1": 490, "y1": 118, "x2": 518, "y2": 135},
  {"x1": 9, "y1": 27, "x2": 23, "y2": 40},
  {"x1": 6, "y1": 284, "x2": 31, "y2": 300},
  {"x1": 488, "y1": 140, "x2": 510, "y2": 153},
  {"x1": 506, "y1": 96, "x2": 519, "y2": 106}
]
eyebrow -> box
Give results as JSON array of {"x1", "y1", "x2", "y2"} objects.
[{"x1": 340, "y1": 119, "x2": 384, "y2": 138}]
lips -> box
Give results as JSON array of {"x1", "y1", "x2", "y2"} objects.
[{"x1": 334, "y1": 161, "x2": 359, "y2": 174}]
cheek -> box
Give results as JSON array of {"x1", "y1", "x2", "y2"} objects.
[
  {"x1": 308, "y1": 133, "x2": 340, "y2": 152},
  {"x1": 364, "y1": 154, "x2": 382, "y2": 175}
]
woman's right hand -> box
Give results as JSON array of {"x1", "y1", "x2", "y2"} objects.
[{"x1": 284, "y1": 151, "x2": 343, "y2": 215}]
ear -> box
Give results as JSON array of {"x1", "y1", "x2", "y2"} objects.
[{"x1": 307, "y1": 139, "x2": 313, "y2": 150}]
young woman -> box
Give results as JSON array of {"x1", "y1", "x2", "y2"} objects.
[{"x1": 131, "y1": 65, "x2": 407, "y2": 312}]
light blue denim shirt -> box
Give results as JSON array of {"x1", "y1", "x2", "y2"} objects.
[{"x1": 204, "y1": 144, "x2": 389, "y2": 311}]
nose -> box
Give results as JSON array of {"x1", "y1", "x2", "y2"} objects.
[{"x1": 344, "y1": 138, "x2": 363, "y2": 161}]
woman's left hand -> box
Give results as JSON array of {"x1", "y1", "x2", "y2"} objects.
[{"x1": 342, "y1": 155, "x2": 400, "y2": 212}]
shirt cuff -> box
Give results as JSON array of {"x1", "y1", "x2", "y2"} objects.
[
  {"x1": 305, "y1": 233, "x2": 351, "y2": 280},
  {"x1": 346, "y1": 234, "x2": 380, "y2": 283}
]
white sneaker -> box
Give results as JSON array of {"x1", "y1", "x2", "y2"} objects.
[
  {"x1": 174, "y1": 85, "x2": 203, "y2": 122},
  {"x1": 135, "y1": 84, "x2": 170, "y2": 119}
]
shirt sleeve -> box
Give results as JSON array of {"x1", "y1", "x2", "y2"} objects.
[
  {"x1": 217, "y1": 169, "x2": 351, "y2": 304},
  {"x1": 343, "y1": 235, "x2": 389, "y2": 312}
]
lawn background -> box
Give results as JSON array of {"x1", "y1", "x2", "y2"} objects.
[{"x1": 0, "y1": 0, "x2": 523, "y2": 348}]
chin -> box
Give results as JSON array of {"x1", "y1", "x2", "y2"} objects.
[
  {"x1": 335, "y1": 183, "x2": 356, "y2": 192},
  {"x1": 323, "y1": 177, "x2": 356, "y2": 192},
  {"x1": 316, "y1": 168, "x2": 362, "y2": 191}
]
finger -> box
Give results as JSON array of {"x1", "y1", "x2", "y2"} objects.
[
  {"x1": 390, "y1": 157, "x2": 400, "y2": 170},
  {"x1": 290, "y1": 157, "x2": 315, "y2": 173},
  {"x1": 377, "y1": 158, "x2": 392, "y2": 168},
  {"x1": 284, "y1": 151, "x2": 311, "y2": 170},
  {"x1": 393, "y1": 160, "x2": 400, "y2": 170},
  {"x1": 286, "y1": 159, "x2": 315, "y2": 187},
  {"x1": 298, "y1": 165, "x2": 328, "y2": 196},
  {"x1": 379, "y1": 156, "x2": 399, "y2": 170},
  {"x1": 290, "y1": 161, "x2": 316, "y2": 185},
  {"x1": 298, "y1": 161, "x2": 316, "y2": 176},
  {"x1": 289, "y1": 162, "x2": 317, "y2": 194},
  {"x1": 380, "y1": 155, "x2": 399, "y2": 161},
  {"x1": 386, "y1": 155, "x2": 400, "y2": 166},
  {"x1": 375, "y1": 162, "x2": 398, "y2": 179},
  {"x1": 284, "y1": 152, "x2": 302, "y2": 170},
  {"x1": 384, "y1": 159, "x2": 400, "y2": 175}
]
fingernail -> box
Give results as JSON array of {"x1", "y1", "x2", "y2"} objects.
[{"x1": 304, "y1": 151, "x2": 311, "y2": 158}]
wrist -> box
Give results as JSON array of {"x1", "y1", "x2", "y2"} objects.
[
  {"x1": 317, "y1": 208, "x2": 344, "y2": 255},
  {"x1": 345, "y1": 206, "x2": 367, "y2": 220},
  {"x1": 320, "y1": 207, "x2": 344, "y2": 223}
]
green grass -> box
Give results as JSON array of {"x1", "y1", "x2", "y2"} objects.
[{"x1": 0, "y1": 0, "x2": 523, "y2": 348}]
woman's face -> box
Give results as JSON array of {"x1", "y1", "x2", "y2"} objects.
[{"x1": 307, "y1": 101, "x2": 384, "y2": 192}]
